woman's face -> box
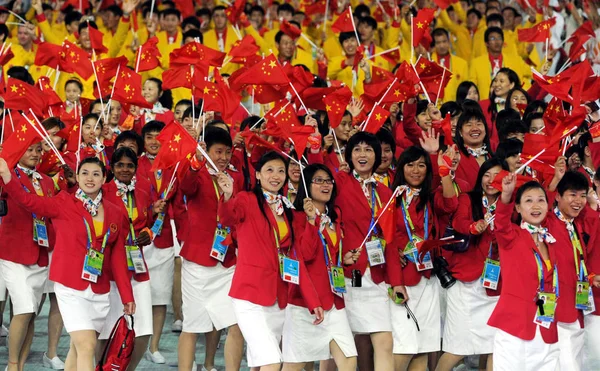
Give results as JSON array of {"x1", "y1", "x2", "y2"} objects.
[
  {"x1": 143, "y1": 80, "x2": 161, "y2": 104},
  {"x1": 43, "y1": 126, "x2": 63, "y2": 153},
  {"x1": 207, "y1": 143, "x2": 232, "y2": 173},
  {"x1": 351, "y1": 142, "x2": 376, "y2": 175},
  {"x1": 509, "y1": 90, "x2": 528, "y2": 110},
  {"x1": 65, "y1": 82, "x2": 82, "y2": 103},
  {"x1": 481, "y1": 165, "x2": 502, "y2": 197},
  {"x1": 18, "y1": 143, "x2": 43, "y2": 169},
  {"x1": 516, "y1": 188, "x2": 548, "y2": 226},
  {"x1": 376, "y1": 143, "x2": 393, "y2": 173},
  {"x1": 334, "y1": 114, "x2": 352, "y2": 142},
  {"x1": 450, "y1": 114, "x2": 459, "y2": 136},
  {"x1": 77, "y1": 163, "x2": 105, "y2": 195},
  {"x1": 460, "y1": 118, "x2": 486, "y2": 147},
  {"x1": 403, "y1": 156, "x2": 427, "y2": 188},
  {"x1": 416, "y1": 110, "x2": 432, "y2": 130},
  {"x1": 466, "y1": 85, "x2": 479, "y2": 101},
  {"x1": 309, "y1": 169, "x2": 334, "y2": 204},
  {"x1": 492, "y1": 72, "x2": 514, "y2": 98},
  {"x1": 505, "y1": 153, "x2": 521, "y2": 173},
  {"x1": 257, "y1": 159, "x2": 287, "y2": 193},
  {"x1": 82, "y1": 118, "x2": 101, "y2": 144},
  {"x1": 288, "y1": 160, "x2": 301, "y2": 183},
  {"x1": 529, "y1": 118, "x2": 544, "y2": 134},
  {"x1": 112, "y1": 155, "x2": 136, "y2": 184},
  {"x1": 342, "y1": 37, "x2": 358, "y2": 56}
]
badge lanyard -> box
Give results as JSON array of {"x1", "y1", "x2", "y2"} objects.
[
  {"x1": 212, "y1": 179, "x2": 223, "y2": 227},
  {"x1": 534, "y1": 251, "x2": 559, "y2": 297},
  {"x1": 367, "y1": 186, "x2": 382, "y2": 238},
  {"x1": 15, "y1": 168, "x2": 43, "y2": 220},
  {"x1": 151, "y1": 171, "x2": 166, "y2": 236},
  {"x1": 125, "y1": 193, "x2": 137, "y2": 245},
  {"x1": 400, "y1": 199, "x2": 429, "y2": 243},
  {"x1": 83, "y1": 218, "x2": 110, "y2": 256},
  {"x1": 319, "y1": 225, "x2": 343, "y2": 271},
  {"x1": 570, "y1": 231, "x2": 588, "y2": 283}
]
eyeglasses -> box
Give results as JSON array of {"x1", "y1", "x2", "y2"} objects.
[{"x1": 312, "y1": 178, "x2": 334, "y2": 185}]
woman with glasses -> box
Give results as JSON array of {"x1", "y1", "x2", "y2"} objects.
[
  {"x1": 282, "y1": 164, "x2": 358, "y2": 370},
  {"x1": 97, "y1": 147, "x2": 165, "y2": 369}
]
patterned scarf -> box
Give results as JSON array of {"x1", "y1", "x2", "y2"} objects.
[
  {"x1": 263, "y1": 191, "x2": 294, "y2": 215},
  {"x1": 353, "y1": 170, "x2": 377, "y2": 200},
  {"x1": 316, "y1": 207, "x2": 333, "y2": 232},
  {"x1": 520, "y1": 222, "x2": 556, "y2": 244},
  {"x1": 482, "y1": 195, "x2": 498, "y2": 230},
  {"x1": 145, "y1": 153, "x2": 156, "y2": 160},
  {"x1": 287, "y1": 180, "x2": 298, "y2": 195},
  {"x1": 554, "y1": 207, "x2": 576, "y2": 239},
  {"x1": 75, "y1": 188, "x2": 103, "y2": 217},
  {"x1": 373, "y1": 172, "x2": 389, "y2": 185},
  {"x1": 17, "y1": 165, "x2": 43, "y2": 191},
  {"x1": 399, "y1": 185, "x2": 420, "y2": 207},
  {"x1": 494, "y1": 97, "x2": 506, "y2": 105},
  {"x1": 115, "y1": 177, "x2": 136, "y2": 205},
  {"x1": 583, "y1": 166, "x2": 596, "y2": 182},
  {"x1": 466, "y1": 145, "x2": 488, "y2": 158}
]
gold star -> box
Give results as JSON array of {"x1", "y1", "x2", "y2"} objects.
[
  {"x1": 10, "y1": 85, "x2": 17, "y2": 93},
  {"x1": 326, "y1": 104, "x2": 332, "y2": 111},
  {"x1": 173, "y1": 134, "x2": 181, "y2": 142},
  {"x1": 191, "y1": 45, "x2": 197, "y2": 51},
  {"x1": 420, "y1": 63, "x2": 426, "y2": 70},
  {"x1": 417, "y1": 21, "x2": 424, "y2": 29},
  {"x1": 73, "y1": 124, "x2": 78, "y2": 131},
  {"x1": 393, "y1": 90, "x2": 400, "y2": 97},
  {"x1": 375, "y1": 113, "x2": 382, "y2": 121},
  {"x1": 268, "y1": 60, "x2": 277, "y2": 68},
  {"x1": 203, "y1": 87, "x2": 210, "y2": 94},
  {"x1": 20, "y1": 124, "x2": 27, "y2": 132},
  {"x1": 543, "y1": 24, "x2": 549, "y2": 29},
  {"x1": 70, "y1": 51, "x2": 75, "y2": 58},
  {"x1": 124, "y1": 84, "x2": 131, "y2": 92}
]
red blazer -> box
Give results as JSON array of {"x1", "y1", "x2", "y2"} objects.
[
  {"x1": 219, "y1": 191, "x2": 321, "y2": 310},
  {"x1": 584, "y1": 207, "x2": 600, "y2": 316},
  {"x1": 3, "y1": 180, "x2": 134, "y2": 304},
  {"x1": 179, "y1": 166, "x2": 243, "y2": 267},
  {"x1": 0, "y1": 169, "x2": 57, "y2": 265},
  {"x1": 487, "y1": 199, "x2": 558, "y2": 343},
  {"x1": 323, "y1": 150, "x2": 343, "y2": 174},
  {"x1": 451, "y1": 193, "x2": 501, "y2": 295},
  {"x1": 478, "y1": 99, "x2": 498, "y2": 151},
  {"x1": 333, "y1": 171, "x2": 395, "y2": 284},
  {"x1": 102, "y1": 181, "x2": 152, "y2": 282},
  {"x1": 455, "y1": 153, "x2": 485, "y2": 192},
  {"x1": 545, "y1": 206, "x2": 600, "y2": 324},
  {"x1": 137, "y1": 155, "x2": 177, "y2": 248},
  {"x1": 387, "y1": 190, "x2": 457, "y2": 287},
  {"x1": 290, "y1": 211, "x2": 345, "y2": 311}
]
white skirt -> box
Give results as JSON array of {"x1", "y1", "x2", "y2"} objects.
[
  {"x1": 181, "y1": 259, "x2": 236, "y2": 333},
  {"x1": 55, "y1": 283, "x2": 110, "y2": 333},
  {"x1": 98, "y1": 280, "x2": 153, "y2": 339},
  {"x1": 493, "y1": 327, "x2": 559, "y2": 371},
  {"x1": 44, "y1": 251, "x2": 56, "y2": 294},
  {"x1": 442, "y1": 279, "x2": 498, "y2": 355},
  {"x1": 142, "y1": 242, "x2": 174, "y2": 305},
  {"x1": 391, "y1": 276, "x2": 441, "y2": 354},
  {"x1": 0, "y1": 264, "x2": 5, "y2": 301},
  {"x1": 344, "y1": 268, "x2": 391, "y2": 334},
  {"x1": 283, "y1": 304, "x2": 357, "y2": 363},
  {"x1": 0, "y1": 259, "x2": 48, "y2": 315},
  {"x1": 584, "y1": 315, "x2": 600, "y2": 371},
  {"x1": 232, "y1": 298, "x2": 285, "y2": 368},
  {"x1": 557, "y1": 320, "x2": 584, "y2": 371}
]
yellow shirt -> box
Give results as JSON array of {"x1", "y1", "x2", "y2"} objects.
[
  {"x1": 93, "y1": 220, "x2": 103, "y2": 237},
  {"x1": 277, "y1": 220, "x2": 288, "y2": 240}
]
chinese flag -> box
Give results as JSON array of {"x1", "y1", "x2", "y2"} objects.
[
  {"x1": 60, "y1": 0, "x2": 90, "y2": 12},
  {"x1": 289, "y1": 125, "x2": 316, "y2": 155},
  {"x1": 241, "y1": 131, "x2": 281, "y2": 153},
  {"x1": 36, "y1": 77, "x2": 63, "y2": 107},
  {"x1": 34, "y1": 42, "x2": 61, "y2": 69},
  {"x1": 517, "y1": 18, "x2": 556, "y2": 42},
  {"x1": 548, "y1": 107, "x2": 587, "y2": 147},
  {"x1": 60, "y1": 41, "x2": 93, "y2": 80},
  {"x1": 522, "y1": 133, "x2": 559, "y2": 164},
  {"x1": 280, "y1": 20, "x2": 302, "y2": 39},
  {"x1": 304, "y1": 0, "x2": 327, "y2": 16},
  {"x1": 412, "y1": 8, "x2": 436, "y2": 47},
  {"x1": 151, "y1": 121, "x2": 198, "y2": 171},
  {"x1": 112, "y1": 69, "x2": 152, "y2": 109},
  {"x1": 37, "y1": 150, "x2": 62, "y2": 176},
  {"x1": 590, "y1": 123, "x2": 600, "y2": 139},
  {"x1": 372, "y1": 65, "x2": 394, "y2": 83},
  {"x1": 0, "y1": 47, "x2": 14, "y2": 66},
  {"x1": 229, "y1": 54, "x2": 290, "y2": 86},
  {"x1": 194, "y1": 79, "x2": 222, "y2": 111},
  {"x1": 173, "y1": 0, "x2": 195, "y2": 18},
  {"x1": 228, "y1": 35, "x2": 260, "y2": 64},
  {"x1": 135, "y1": 37, "x2": 162, "y2": 72},
  {"x1": 416, "y1": 58, "x2": 452, "y2": 100},
  {"x1": 432, "y1": 0, "x2": 456, "y2": 10},
  {"x1": 4, "y1": 78, "x2": 48, "y2": 117},
  {"x1": 331, "y1": 7, "x2": 354, "y2": 33},
  {"x1": 93, "y1": 56, "x2": 128, "y2": 97},
  {"x1": 299, "y1": 86, "x2": 340, "y2": 111},
  {"x1": 57, "y1": 119, "x2": 81, "y2": 152},
  {"x1": 288, "y1": 65, "x2": 315, "y2": 94},
  {"x1": 363, "y1": 105, "x2": 390, "y2": 134},
  {"x1": 566, "y1": 21, "x2": 595, "y2": 62},
  {"x1": 214, "y1": 71, "x2": 242, "y2": 123},
  {"x1": 324, "y1": 86, "x2": 352, "y2": 128},
  {"x1": 250, "y1": 84, "x2": 288, "y2": 104},
  {"x1": 170, "y1": 42, "x2": 226, "y2": 68},
  {"x1": 432, "y1": 114, "x2": 453, "y2": 146},
  {"x1": 225, "y1": 0, "x2": 245, "y2": 24},
  {"x1": 0, "y1": 118, "x2": 42, "y2": 169},
  {"x1": 491, "y1": 170, "x2": 535, "y2": 192},
  {"x1": 162, "y1": 65, "x2": 195, "y2": 90},
  {"x1": 376, "y1": 195, "x2": 395, "y2": 244},
  {"x1": 88, "y1": 25, "x2": 108, "y2": 54}
]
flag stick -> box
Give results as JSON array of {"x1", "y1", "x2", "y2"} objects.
[
  {"x1": 288, "y1": 82, "x2": 309, "y2": 113},
  {"x1": 0, "y1": 41, "x2": 6, "y2": 56},
  {"x1": 7, "y1": 109, "x2": 14, "y2": 132},
  {"x1": 410, "y1": 60, "x2": 431, "y2": 103},
  {"x1": 24, "y1": 111, "x2": 66, "y2": 165},
  {"x1": 221, "y1": 56, "x2": 232, "y2": 68},
  {"x1": 90, "y1": 56, "x2": 106, "y2": 122},
  {"x1": 4, "y1": 22, "x2": 27, "y2": 26},
  {"x1": 76, "y1": 116, "x2": 83, "y2": 170},
  {"x1": 149, "y1": 0, "x2": 156, "y2": 20},
  {"x1": 287, "y1": 137, "x2": 308, "y2": 192},
  {"x1": 516, "y1": 149, "x2": 546, "y2": 174},
  {"x1": 330, "y1": 128, "x2": 344, "y2": 164},
  {"x1": 558, "y1": 60, "x2": 572, "y2": 74},
  {"x1": 7, "y1": 10, "x2": 28, "y2": 25},
  {"x1": 135, "y1": 43, "x2": 143, "y2": 73},
  {"x1": 435, "y1": 68, "x2": 446, "y2": 106},
  {"x1": 562, "y1": 135, "x2": 571, "y2": 156},
  {"x1": 250, "y1": 116, "x2": 265, "y2": 130},
  {"x1": 366, "y1": 46, "x2": 400, "y2": 60},
  {"x1": 196, "y1": 143, "x2": 219, "y2": 173},
  {"x1": 534, "y1": 126, "x2": 545, "y2": 134},
  {"x1": 53, "y1": 65, "x2": 60, "y2": 90},
  {"x1": 100, "y1": 64, "x2": 121, "y2": 131},
  {"x1": 251, "y1": 87, "x2": 255, "y2": 115},
  {"x1": 545, "y1": 37, "x2": 550, "y2": 62},
  {"x1": 300, "y1": 33, "x2": 319, "y2": 50},
  {"x1": 357, "y1": 186, "x2": 401, "y2": 251},
  {"x1": 376, "y1": 77, "x2": 398, "y2": 106},
  {"x1": 0, "y1": 109, "x2": 6, "y2": 145},
  {"x1": 410, "y1": 15, "x2": 414, "y2": 63},
  {"x1": 348, "y1": 5, "x2": 360, "y2": 43},
  {"x1": 164, "y1": 161, "x2": 179, "y2": 199}
]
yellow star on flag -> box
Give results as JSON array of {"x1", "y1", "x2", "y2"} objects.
[
  {"x1": 268, "y1": 60, "x2": 277, "y2": 68},
  {"x1": 375, "y1": 113, "x2": 382, "y2": 121},
  {"x1": 417, "y1": 22, "x2": 424, "y2": 29},
  {"x1": 124, "y1": 84, "x2": 131, "y2": 92},
  {"x1": 173, "y1": 134, "x2": 181, "y2": 143},
  {"x1": 10, "y1": 85, "x2": 17, "y2": 93}
]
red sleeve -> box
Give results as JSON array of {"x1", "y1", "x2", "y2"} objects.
[
  {"x1": 111, "y1": 214, "x2": 135, "y2": 304},
  {"x1": 294, "y1": 214, "x2": 321, "y2": 262},
  {"x1": 179, "y1": 167, "x2": 201, "y2": 196},
  {"x1": 219, "y1": 191, "x2": 248, "y2": 227},
  {"x1": 452, "y1": 194, "x2": 474, "y2": 235},
  {"x1": 401, "y1": 103, "x2": 422, "y2": 145},
  {"x1": 589, "y1": 141, "x2": 600, "y2": 169},
  {"x1": 317, "y1": 60, "x2": 327, "y2": 80},
  {"x1": 494, "y1": 199, "x2": 519, "y2": 250},
  {"x1": 3, "y1": 177, "x2": 62, "y2": 219},
  {"x1": 433, "y1": 186, "x2": 458, "y2": 216}
]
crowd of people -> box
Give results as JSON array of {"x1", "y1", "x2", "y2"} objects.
[{"x1": 0, "y1": 0, "x2": 600, "y2": 370}]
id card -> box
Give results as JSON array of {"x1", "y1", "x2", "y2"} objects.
[
  {"x1": 34, "y1": 218, "x2": 49, "y2": 247},
  {"x1": 84, "y1": 249, "x2": 104, "y2": 276},
  {"x1": 365, "y1": 238, "x2": 385, "y2": 266},
  {"x1": 482, "y1": 258, "x2": 501, "y2": 290},
  {"x1": 584, "y1": 286, "x2": 596, "y2": 316},
  {"x1": 81, "y1": 268, "x2": 97, "y2": 283},
  {"x1": 534, "y1": 292, "x2": 557, "y2": 329},
  {"x1": 576, "y1": 281, "x2": 593, "y2": 311},
  {"x1": 282, "y1": 257, "x2": 300, "y2": 285},
  {"x1": 150, "y1": 213, "x2": 165, "y2": 237},
  {"x1": 210, "y1": 227, "x2": 230, "y2": 262},
  {"x1": 331, "y1": 266, "x2": 346, "y2": 295},
  {"x1": 404, "y1": 241, "x2": 433, "y2": 271},
  {"x1": 127, "y1": 245, "x2": 147, "y2": 274}
]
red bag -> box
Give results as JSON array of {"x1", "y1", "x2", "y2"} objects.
[{"x1": 95, "y1": 315, "x2": 135, "y2": 371}]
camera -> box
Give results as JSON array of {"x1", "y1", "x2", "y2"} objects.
[
  {"x1": 433, "y1": 256, "x2": 456, "y2": 289},
  {"x1": 351, "y1": 269, "x2": 362, "y2": 287}
]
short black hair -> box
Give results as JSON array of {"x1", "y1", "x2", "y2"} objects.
[
  {"x1": 486, "y1": 13, "x2": 504, "y2": 26},
  {"x1": 485, "y1": 27, "x2": 504, "y2": 43},
  {"x1": 496, "y1": 108, "x2": 522, "y2": 134},
  {"x1": 358, "y1": 16, "x2": 377, "y2": 30},
  {"x1": 114, "y1": 130, "x2": 144, "y2": 156},
  {"x1": 182, "y1": 15, "x2": 201, "y2": 30},
  {"x1": 204, "y1": 125, "x2": 233, "y2": 150},
  {"x1": 440, "y1": 101, "x2": 462, "y2": 118},
  {"x1": 78, "y1": 20, "x2": 98, "y2": 34},
  {"x1": 65, "y1": 78, "x2": 83, "y2": 92},
  {"x1": 249, "y1": 5, "x2": 265, "y2": 16},
  {"x1": 344, "y1": 132, "x2": 382, "y2": 173},
  {"x1": 467, "y1": 8, "x2": 482, "y2": 19},
  {"x1": 111, "y1": 146, "x2": 138, "y2": 169},
  {"x1": 275, "y1": 30, "x2": 291, "y2": 44},
  {"x1": 339, "y1": 31, "x2": 356, "y2": 45},
  {"x1": 277, "y1": 3, "x2": 294, "y2": 15},
  {"x1": 524, "y1": 112, "x2": 544, "y2": 131},
  {"x1": 432, "y1": 28, "x2": 450, "y2": 40},
  {"x1": 65, "y1": 10, "x2": 83, "y2": 26},
  {"x1": 78, "y1": 156, "x2": 107, "y2": 176},
  {"x1": 502, "y1": 6, "x2": 519, "y2": 18},
  {"x1": 557, "y1": 171, "x2": 589, "y2": 195},
  {"x1": 515, "y1": 181, "x2": 547, "y2": 204},
  {"x1": 142, "y1": 120, "x2": 165, "y2": 138},
  {"x1": 498, "y1": 119, "x2": 527, "y2": 142},
  {"x1": 183, "y1": 29, "x2": 203, "y2": 43},
  {"x1": 376, "y1": 128, "x2": 396, "y2": 156},
  {"x1": 354, "y1": 4, "x2": 371, "y2": 17},
  {"x1": 7, "y1": 66, "x2": 33, "y2": 85},
  {"x1": 105, "y1": 5, "x2": 123, "y2": 17},
  {"x1": 162, "y1": 8, "x2": 181, "y2": 18},
  {"x1": 495, "y1": 138, "x2": 523, "y2": 160}
]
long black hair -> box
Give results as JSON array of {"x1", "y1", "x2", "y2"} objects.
[
  {"x1": 292, "y1": 163, "x2": 339, "y2": 224},
  {"x1": 392, "y1": 146, "x2": 432, "y2": 212},
  {"x1": 239, "y1": 115, "x2": 263, "y2": 191},
  {"x1": 253, "y1": 151, "x2": 294, "y2": 243}
]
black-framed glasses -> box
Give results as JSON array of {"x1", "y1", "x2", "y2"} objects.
[{"x1": 312, "y1": 178, "x2": 334, "y2": 185}]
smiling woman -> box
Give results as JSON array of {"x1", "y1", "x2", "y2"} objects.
[{"x1": 454, "y1": 107, "x2": 493, "y2": 191}]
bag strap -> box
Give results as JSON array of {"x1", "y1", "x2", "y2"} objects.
[
  {"x1": 96, "y1": 316, "x2": 124, "y2": 367},
  {"x1": 117, "y1": 315, "x2": 136, "y2": 359}
]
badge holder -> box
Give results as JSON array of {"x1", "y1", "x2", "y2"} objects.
[
  {"x1": 330, "y1": 266, "x2": 346, "y2": 295},
  {"x1": 482, "y1": 258, "x2": 501, "y2": 290},
  {"x1": 82, "y1": 249, "x2": 104, "y2": 283},
  {"x1": 210, "y1": 225, "x2": 230, "y2": 262},
  {"x1": 404, "y1": 238, "x2": 433, "y2": 271},
  {"x1": 576, "y1": 281, "x2": 593, "y2": 311},
  {"x1": 365, "y1": 237, "x2": 385, "y2": 266},
  {"x1": 151, "y1": 212, "x2": 165, "y2": 237},
  {"x1": 126, "y1": 245, "x2": 147, "y2": 274},
  {"x1": 534, "y1": 292, "x2": 556, "y2": 329},
  {"x1": 281, "y1": 256, "x2": 300, "y2": 285},
  {"x1": 33, "y1": 218, "x2": 49, "y2": 247}
]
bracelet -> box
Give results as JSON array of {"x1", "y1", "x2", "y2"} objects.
[
  {"x1": 142, "y1": 227, "x2": 154, "y2": 241},
  {"x1": 589, "y1": 273, "x2": 596, "y2": 285},
  {"x1": 469, "y1": 222, "x2": 480, "y2": 235}
]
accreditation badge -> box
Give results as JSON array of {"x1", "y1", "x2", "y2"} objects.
[
  {"x1": 366, "y1": 237, "x2": 385, "y2": 266},
  {"x1": 210, "y1": 225, "x2": 231, "y2": 262},
  {"x1": 534, "y1": 292, "x2": 557, "y2": 329},
  {"x1": 481, "y1": 258, "x2": 501, "y2": 290},
  {"x1": 282, "y1": 257, "x2": 300, "y2": 285},
  {"x1": 34, "y1": 218, "x2": 49, "y2": 247}
]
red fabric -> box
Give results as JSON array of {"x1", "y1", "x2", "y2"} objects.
[
  {"x1": 89, "y1": 25, "x2": 108, "y2": 54},
  {"x1": 135, "y1": 37, "x2": 161, "y2": 72},
  {"x1": 151, "y1": 121, "x2": 197, "y2": 171},
  {"x1": 60, "y1": 41, "x2": 93, "y2": 79},
  {"x1": 3, "y1": 180, "x2": 134, "y2": 303},
  {"x1": 93, "y1": 56, "x2": 129, "y2": 98},
  {"x1": 228, "y1": 35, "x2": 260, "y2": 64},
  {"x1": 219, "y1": 191, "x2": 321, "y2": 310},
  {"x1": 517, "y1": 18, "x2": 556, "y2": 42},
  {"x1": 363, "y1": 105, "x2": 390, "y2": 134},
  {"x1": 280, "y1": 20, "x2": 302, "y2": 40},
  {"x1": 112, "y1": 69, "x2": 152, "y2": 109},
  {"x1": 412, "y1": 8, "x2": 436, "y2": 47},
  {"x1": 0, "y1": 120, "x2": 42, "y2": 168},
  {"x1": 331, "y1": 7, "x2": 354, "y2": 34},
  {"x1": 229, "y1": 54, "x2": 290, "y2": 86},
  {"x1": 170, "y1": 42, "x2": 226, "y2": 68},
  {"x1": 324, "y1": 86, "x2": 352, "y2": 128},
  {"x1": 3, "y1": 78, "x2": 48, "y2": 117}
]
